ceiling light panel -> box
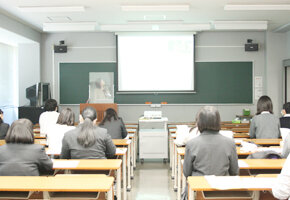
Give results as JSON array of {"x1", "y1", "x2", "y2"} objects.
[
  {"x1": 213, "y1": 21, "x2": 268, "y2": 30},
  {"x1": 100, "y1": 23, "x2": 210, "y2": 32},
  {"x1": 43, "y1": 22, "x2": 96, "y2": 32},
  {"x1": 121, "y1": 5, "x2": 190, "y2": 11},
  {"x1": 224, "y1": 4, "x2": 290, "y2": 11},
  {"x1": 18, "y1": 6, "x2": 85, "y2": 12},
  {"x1": 47, "y1": 16, "x2": 72, "y2": 22}
]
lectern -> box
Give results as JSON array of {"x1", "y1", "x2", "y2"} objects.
[{"x1": 80, "y1": 103, "x2": 118, "y2": 122}]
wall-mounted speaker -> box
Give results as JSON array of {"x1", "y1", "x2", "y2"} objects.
[{"x1": 54, "y1": 45, "x2": 67, "y2": 53}]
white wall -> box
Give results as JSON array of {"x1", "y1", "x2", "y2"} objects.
[
  {"x1": 41, "y1": 31, "x2": 287, "y2": 123},
  {"x1": 18, "y1": 43, "x2": 40, "y2": 106},
  {"x1": 0, "y1": 43, "x2": 17, "y2": 124}
]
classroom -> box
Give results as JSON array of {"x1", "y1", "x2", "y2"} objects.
[{"x1": 1, "y1": 0, "x2": 290, "y2": 200}]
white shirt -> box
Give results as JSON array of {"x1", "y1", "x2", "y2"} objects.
[
  {"x1": 272, "y1": 154, "x2": 290, "y2": 199},
  {"x1": 39, "y1": 111, "x2": 60, "y2": 136},
  {"x1": 47, "y1": 124, "x2": 75, "y2": 153}
]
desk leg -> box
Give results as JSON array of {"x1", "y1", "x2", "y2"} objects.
[
  {"x1": 131, "y1": 136, "x2": 135, "y2": 170},
  {"x1": 172, "y1": 143, "x2": 175, "y2": 179},
  {"x1": 177, "y1": 154, "x2": 181, "y2": 200},
  {"x1": 182, "y1": 172, "x2": 186, "y2": 192},
  {"x1": 130, "y1": 142, "x2": 134, "y2": 179},
  {"x1": 122, "y1": 152, "x2": 127, "y2": 200},
  {"x1": 188, "y1": 189, "x2": 195, "y2": 200},
  {"x1": 117, "y1": 168, "x2": 121, "y2": 200},
  {"x1": 169, "y1": 134, "x2": 172, "y2": 169},
  {"x1": 134, "y1": 133, "x2": 137, "y2": 168},
  {"x1": 108, "y1": 186, "x2": 113, "y2": 200},
  {"x1": 174, "y1": 144, "x2": 178, "y2": 191},
  {"x1": 253, "y1": 191, "x2": 260, "y2": 200},
  {"x1": 127, "y1": 143, "x2": 131, "y2": 191},
  {"x1": 43, "y1": 192, "x2": 49, "y2": 199}
]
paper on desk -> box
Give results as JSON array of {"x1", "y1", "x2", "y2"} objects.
[
  {"x1": 53, "y1": 160, "x2": 79, "y2": 168},
  {"x1": 257, "y1": 147, "x2": 282, "y2": 154},
  {"x1": 241, "y1": 178, "x2": 276, "y2": 189},
  {"x1": 234, "y1": 139, "x2": 243, "y2": 144},
  {"x1": 128, "y1": 133, "x2": 134, "y2": 137},
  {"x1": 205, "y1": 176, "x2": 242, "y2": 190},
  {"x1": 238, "y1": 160, "x2": 249, "y2": 168},
  {"x1": 126, "y1": 140, "x2": 131, "y2": 144},
  {"x1": 205, "y1": 176, "x2": 276, "y2": 190},
  {"x1": 46, "y1": 149, "x2": 60, "y2": 155},
  {"x1": 116, "y1": 148, "x2": 127, "y2": 154}
]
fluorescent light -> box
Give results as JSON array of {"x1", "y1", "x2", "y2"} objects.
[
  {"x1": 100, "y1": 23, "x2": 210, "y2": 32},
  {"x1": 121, "y1": 5, "x2": 190, "y2": 11},
  {"x1": 224, "y1": 4, "x2": 290, "y2": 11},
  {"x1": 128, "y1": 20, "x2": 184, "y2": 24},
  {"x1": 18, "y1": 6, "x2": 85, "y2": 12},
  {"x1": 213, "y1": 21, "x2": 268, "y2": 30},
  {"x1": 43, "y1": 22, "x2": 96, "y2": 32}
]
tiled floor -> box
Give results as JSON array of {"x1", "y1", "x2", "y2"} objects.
[{"x1": 127, "y1": 161, "x2": 177, "y2": 200}]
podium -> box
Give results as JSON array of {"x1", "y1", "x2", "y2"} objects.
[
  {"x1": 139, "y1": 117, "x2": 168, "y2": 163},
  {"x1": 80, "y1": 103, "x2": 118, "y2": 122}
]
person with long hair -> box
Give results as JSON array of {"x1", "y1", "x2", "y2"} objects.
[
  {"x1": 0, "y1": 119, "x2": 53, "y2": 176},
  {"x1": 181, "y1": 106, "x2": 239, "y2": 200},
  {"x1": 250, "y1": 95, "x2": 280, "y2": 139},
  {"x1": 47, "y1": 108, "x2": 75, "y2": 154},
  {"x1": 60, "y1": 106, "x2": 116, "y2": 159},
  {"x1": 99, "y1": 108, "x2": 128, "y2": 139},
  {"x1": 0, "y1": 109, "x2": 9, "y2": 139}
]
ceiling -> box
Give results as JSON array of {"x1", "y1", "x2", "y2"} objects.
[{"x1": 1, "y1": 0, "x2": 290, "y2": 32}]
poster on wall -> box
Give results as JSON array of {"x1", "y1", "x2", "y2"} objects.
[{"x1": 88, "y1": 72, "x2": 114, "y2": 103}]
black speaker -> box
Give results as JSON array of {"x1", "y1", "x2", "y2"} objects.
[
  {"x1": 54, "y1": 45, "x2": 67, "y2": 53},
  {"x1": 245, "y1": 43, "x2": 258, "y2": 51}
]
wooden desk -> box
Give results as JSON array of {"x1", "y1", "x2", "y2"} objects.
[
  {"x1": 187, "y1": 176, "x2": 274, "y2": 200},
  {"x1": 238, "y1": 159, "x2": 285, "y2": 169},
  {"x1": 53, "y1": 159, "x2": 121, "y2": 200},
  {"x1": 113, "y1": 139, "x2": 133, "y2": 191},
  {"x1": 0, "y1": 176, "x2": 114, "y2": 200},
  {"x1": 243, "y1": 139, "x2": 282, "y2": 146}
]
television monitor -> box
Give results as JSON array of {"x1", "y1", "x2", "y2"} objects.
[{"x1": 26, "y1": 82, "x2": 51, "y2": 106}]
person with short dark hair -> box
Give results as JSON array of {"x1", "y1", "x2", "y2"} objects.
[
  {"x1": 0, "y1": 109, "x2": 9, "y2": 139},
  {"x1": 39, "y1": 99, "x2": 59, "y2": 136},
  {"x1": 181, "y1": 106, "x2": 239, "y2": 200},
  {"x1": 47, "y1": 108, "x2": 76, "y2": 154},
  {"x1": 99, "y1": 108, "x2": 128, "y2": 139},
  {"x1": 60, "y1": 106, "x2": 116, "y2": 159},
  {"x1": 280, "y1": 102, "x2": 290, "y2": 129},
  {"x1": 0, "y1": 119, "x2": 53, "y2": 176},
  {"x1": 250, "y1": 95, "x2": 281, "y2": 139}
]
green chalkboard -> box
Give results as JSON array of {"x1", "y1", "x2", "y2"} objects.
[{"x1": 59, "y1": 62, "x2": 252, "y2": 104}]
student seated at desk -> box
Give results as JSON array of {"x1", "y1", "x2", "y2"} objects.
[
  {"x1": 47, "y1": 108, "x2": 75, "y2": 154},
  {"x1": 182, "y1": 106, "x2": 239, "y2": 200},
  {"x1": 0, "y1": 119, "x2": 53, "y2": 176},
  {"x1": 60, "y1": 106, "x2": 116, "y2": 159},
  {"x1": 272, "y1": 154, "x2": 290, "y2": 199},
  {"x1": 250, "y1": 95, "x2": 281, "y2": 139},
  {"x1": 280, "y1": 102, "x2": 290, "y2": 129},
  {"x1": 39, "y1": 99, "x2": 59, "y2": 136},
  {"x1": 0, "y1": 109, "x2": 9, "y2": 139},
  {"x1": 99, "y1": 108, "x2": 128, "y2": 139}
]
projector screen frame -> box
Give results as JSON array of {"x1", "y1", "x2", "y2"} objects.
[{"x1": 116, "y1": 33, "x2": 196, "y2": 94}]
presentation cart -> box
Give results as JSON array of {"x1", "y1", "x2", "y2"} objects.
[{"x1": 138, "y1": 117, "x2": 168, "y2": 163}]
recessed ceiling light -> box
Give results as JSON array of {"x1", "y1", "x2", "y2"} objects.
[
  {"x1": 224, "y1": 4, "x2": 290, "y2": 11},
  {"x1": 18, "y1": 6, "x2": 85, "y2": 12},
  {"x1": 47, "y1": 16, "x2": 72, "y2": 22},
  {"x1": 144, "y1": 15, "x2": 166, "y2": 21},
  {"x1": 213, "y1": 21, "x2": 268, "y2": 30},
  {"x1": 121, "y1": 5, "x2": 190, "y2": 11},
  {"x1": 43, "y1": 22, "x2": 96, "y2": 32}
]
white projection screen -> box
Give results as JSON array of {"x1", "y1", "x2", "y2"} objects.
[{"x1": 117, "y1": 33, "x2": 195, "y2": 92}]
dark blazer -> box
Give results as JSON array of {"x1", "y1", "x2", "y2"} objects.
[
  {"x1": 0, "y1": 144, "x2": 53, "y2": 176},
  {"x1": 61, "y1": 126, "x2": 116, "y2": 159},
  {"x1": 99, "y1": 117, "x2": 128, "y2": 139},
  {"x1": 280, "y1": 117, "x2": 290, "y2": 129},
  {"x1": 0, "y1": 123, "x2": 9, "y2": 139}
]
